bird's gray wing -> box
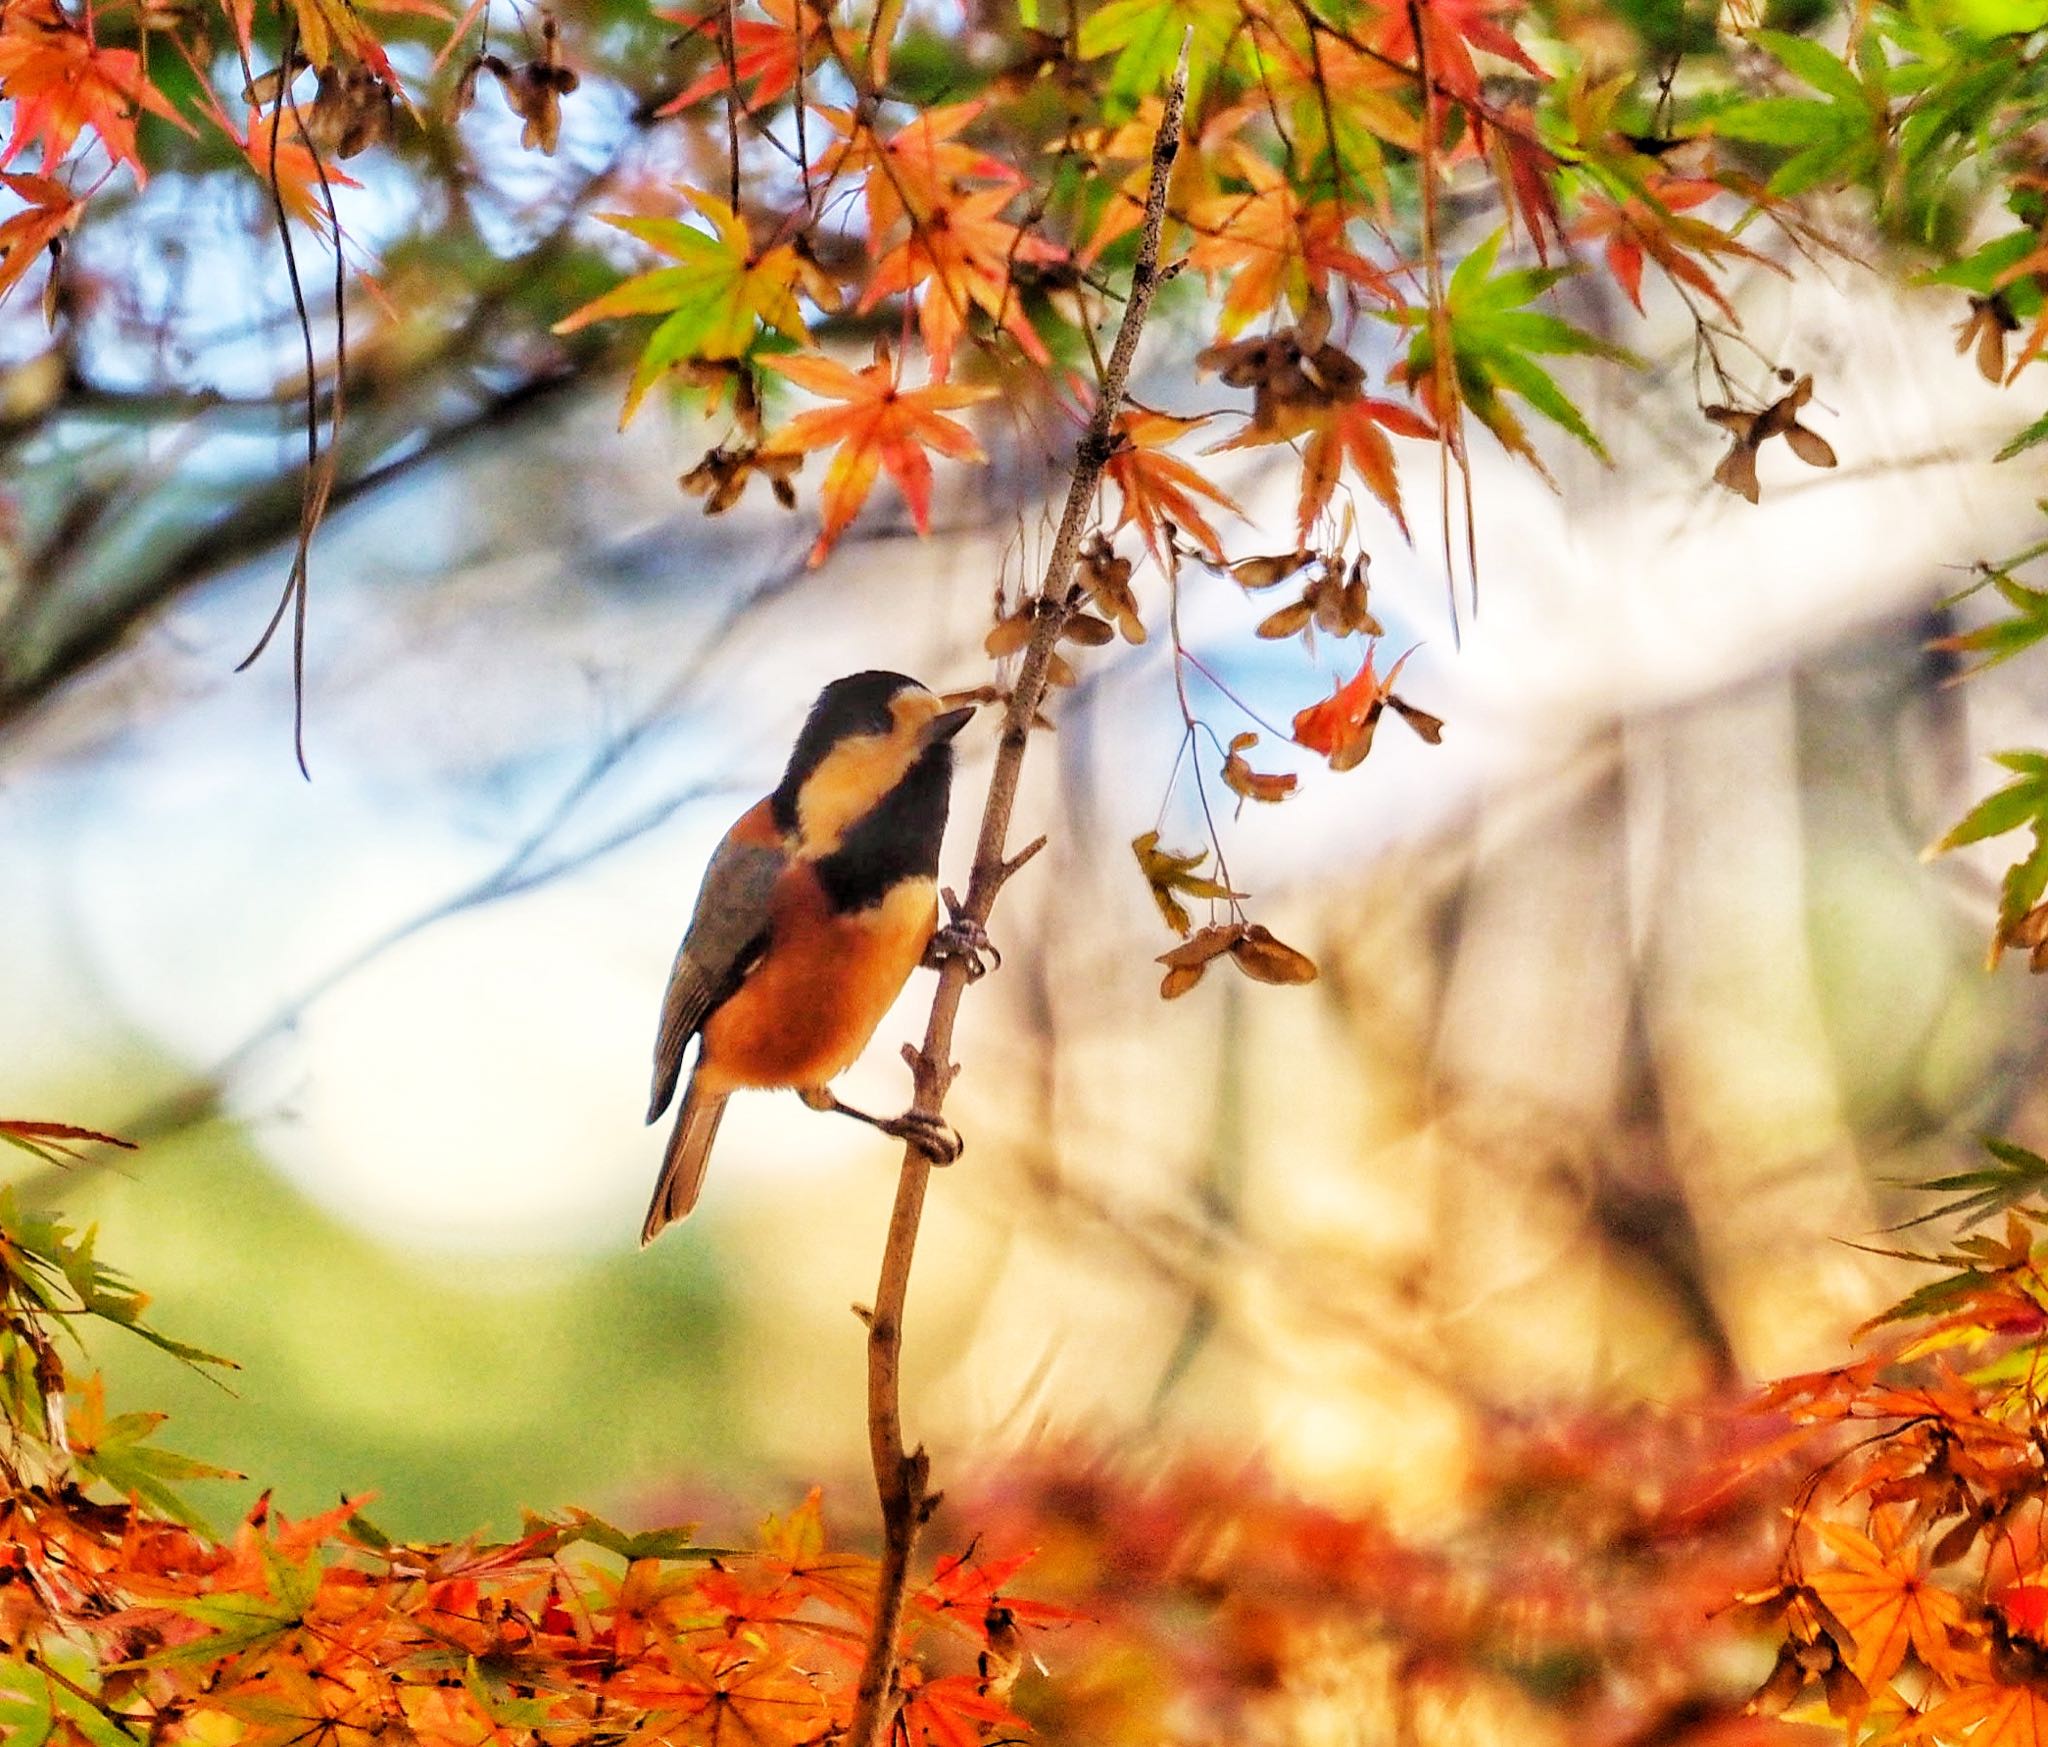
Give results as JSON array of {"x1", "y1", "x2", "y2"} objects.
[{"x1": 647, "y1": 837, "x2": 784, "y2": 1122}]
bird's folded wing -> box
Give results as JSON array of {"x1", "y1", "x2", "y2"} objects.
[{"x1": 648, "y1": 838, "x2": 783, "y2": 1121}]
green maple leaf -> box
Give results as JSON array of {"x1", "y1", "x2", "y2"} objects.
[
  {"x1": 1711, "y1": 29, "x2": 1887, "y2": 195},
  {"x1": 1933, "y1": 577, "x2": 2048, "y2": 673},
  {"x1": 1076, "y1": 0, "x2": 1241, "y2": 110},
  {"x1": 1928, "y1": 751, "x2": 2048, "y2": 954},
  {"x1": 554, "y1": 188, "x2": 828, "y2": 422},
  {"x1": 1390, "y1": 229, "x2": 1637, "y2": 470}
]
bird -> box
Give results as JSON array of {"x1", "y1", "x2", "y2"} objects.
[{"x1": 640, "y1": 670, "x2": 987, "y2": 1244}]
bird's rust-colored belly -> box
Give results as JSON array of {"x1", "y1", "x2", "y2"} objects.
[{"x1": 697, "y1": 869, "x2": 937, "y2": 1093}]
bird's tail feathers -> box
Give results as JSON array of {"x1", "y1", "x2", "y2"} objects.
[{"x1": 641, "y1": 1078, "x2": 729, "y2": 1245}]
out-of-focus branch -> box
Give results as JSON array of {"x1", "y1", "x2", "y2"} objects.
[
  {"x1": 2, "y1": 535, "x2": 838, "y2": 1203},
  {"x1": 843, "y1": 43, "x2": 1190, "y2": 1747}
]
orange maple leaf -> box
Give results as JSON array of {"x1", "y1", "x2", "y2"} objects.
[
  {"x1": 749, "y1": 1486, "x2": 879, "y2": 1620},
  {"x1": 1299, "y1": 396, "x2": 1433, "y2": 537},
  {"x1": 897, "y1": 1669, "x2": 1028, "y2": 1747},
  {"x1": 1071, "y1": 96, "x2": 1233, "y2": 265},
  {"x1": 1105, "y1": 409, "x2": 1242, "y2": 562},
  {"x1": 1908, "y1": 1674, "x2": 2048, "y2": 1747},
  {"x1": 762, "y1": 350, "x2": 996, "y2": 564},
  {"x1": 1189, "y1": 146, "x2": 1395, "y2": 338},
  {"x1": 1807, "y1": 1514, "x2": 1966, "y2": 1689},
  {"x1": 860, "y1": 184, "x2": 1063, "y2": 378},
  {"x1": 0, "y1": 172, "x2": 80, "y2": 308},
  {"x1": 0, "y1": 1, "x2": 191, "y2": 180},
  {"x1": 816, "y1": 102, "x2": 1022, "y2": 244}
]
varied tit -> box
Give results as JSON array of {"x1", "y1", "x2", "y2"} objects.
[{"x1": 641, "y1": 671, "x2": 989, "y2": 1244}]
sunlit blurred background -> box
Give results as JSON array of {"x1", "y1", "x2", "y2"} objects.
[{"x1": 7, "y1": 140, "x2": 2048, "y2": 1574}]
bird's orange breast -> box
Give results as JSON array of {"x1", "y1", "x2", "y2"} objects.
[{"x1": 695, "y1": 865, "x2": 937, "y2": 1094}]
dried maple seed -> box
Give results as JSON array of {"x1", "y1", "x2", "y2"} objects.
[
  {"x1": 679, "y1": 443, "x2": 799, "y2": 515},
  {"x1": 1748, "y1": 1641, "x2": 1807, "y2": 1715},
  {"x1": 1197, "y1": 329, "x2": 1365, "y2": 436},
  {"x1": 985, "y1": 612, "x2": 1033, "y2": 658},
  {"x1": 1706, "y1": 374, "x2": 1836, "y2": 504},
  {"x1": 1228, "y1": 923, "x2": 1317, "y2": 985},
  {"x1": 1155, "y1": 924, "x2": 1239, "y2": 998},
  {"x1": 1958, "y1": 294, "x2": 2018, "y2": 384},
  {"x1": 243, "y1": 53, "x2": 310, "y2": 106},
  {"x1": 1061, "y1": 613, "x2": 1115, "y2": 646},
  {"x1": 1256, "y1": 599, "x2": 1313, "y2": 640},
  {"x1": 494, "y1": 15, "x2": 580, "y2": 155},
  {"x1": 1079, "y1": 539, "x2": 1145, "y2": 642},
  {"x1": 308, "y1": 63, "x2": 396, "y2": 158},
  {"x1": 1230, "y1": 550, "x2": 1314, "y2": 590},
  {"x1": 1221, "y1": 732, "x2": 1298, "y2": 806}
]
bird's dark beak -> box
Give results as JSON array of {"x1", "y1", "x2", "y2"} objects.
[{"x1": 928, "y1": 704, "x2": 977, "y2": 742}]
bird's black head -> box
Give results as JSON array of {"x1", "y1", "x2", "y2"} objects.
[{"x1": 770, "y1": 673, "x2": 975, "y2": 890}]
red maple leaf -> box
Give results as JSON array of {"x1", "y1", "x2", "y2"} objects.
[
  {"x1": 1375, "y1": 0, "x2": 1544, "y2": 107},
  {"x1": 1295, "y1": 396, "x2": 1434, "y2": 537},
  {"x1": 1292, "y1": 643, "x2": 1443, "y2": 770},
  {"x1": 0, "y1": 1, "x2": 190, "y2": 180},
  {"x1": 656, "y1": 0, "x2": 843, "y2": 115},
  {"x1": 916, "y1": 1547, "x2": 1085, "y2": 1639},
  {"x1": 1573, "y1": 177, "x2": 1775, "y2": 321}
]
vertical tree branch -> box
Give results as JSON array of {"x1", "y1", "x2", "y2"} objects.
[{"x1": 843, "y1": 42, "x2": 1190, "y2": 1747}]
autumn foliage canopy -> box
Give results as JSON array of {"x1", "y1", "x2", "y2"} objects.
[{"x1": 7, "y1": 0, "x2": 2048, "y2": 944}]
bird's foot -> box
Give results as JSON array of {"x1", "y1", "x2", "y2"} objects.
[
  {"x1": 925, "y1": 889, "x2": 999, "y2": 981},
  {"x1": 799, "y1": 1086, "x2": 964, "y2": 1165},
  {"x1": 878, "y1": 1110, "x2": 964, "y2": 1166}
]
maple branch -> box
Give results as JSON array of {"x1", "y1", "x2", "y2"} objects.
[{"x1": 843, "y1": 41, "x2": 1191, "y2": 1747}]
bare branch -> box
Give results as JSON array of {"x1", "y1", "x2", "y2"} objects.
[{"x1": 843, "y1": 38, "x2": 1192, "y2": 1747}]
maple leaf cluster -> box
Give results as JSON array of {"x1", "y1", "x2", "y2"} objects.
[
  {"x1": 1736, "y1": 1153, "x2": 2048, "y2": 1747},
  {"x1": 9, "y1": 0, "x2": 1961, "y2": 971},
  {"x1": 948, "y1": 1411, "x2": 1814, "y2": 1747},
  {"x1": 0, "y1": 1191, "x2": 1066, "y2": 1747}
]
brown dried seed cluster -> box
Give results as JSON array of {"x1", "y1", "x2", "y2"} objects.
[
  {"x1": 1079, "y1": 534, "x2": 1144, "y2": 642},
  {"x1": 308, "y1": 63, "x2": 396, "y2": 159},
  {"x1": 680, "y1": 444, "x2": 801, "y2": 513},
  {"x1": 457, "y1": 16, "x2": 580, "y2": 154},
  {"x1": 1156, "y1": 922, "x2": 1318, "y2": 999},
  {"x1": 1195, "y1": 294, "x2": 1362, "y2": 440},
  {"x1": 1250, "y1": 552, "x2": 1379, "y2": 642},
  {"x1": 1705, "y1": 372, "x2": 1836, "y2": 504}
]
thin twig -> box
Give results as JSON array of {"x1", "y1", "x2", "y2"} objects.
[{"x1": 842, "y1": 38, "x2": 1192, "y2": 1747}]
